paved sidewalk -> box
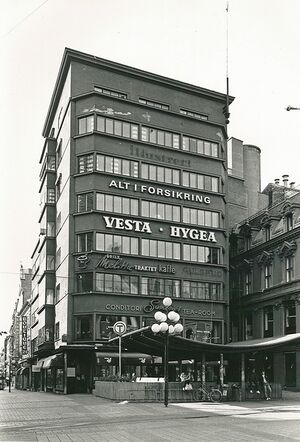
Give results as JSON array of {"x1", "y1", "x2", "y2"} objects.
[{"x1": 0, "y1": 389, "x2": 300, "y2": 441}]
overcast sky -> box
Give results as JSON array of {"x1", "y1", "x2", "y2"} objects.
[{"x1": 1, "y1": 0, "x2": 300, "y2": 348}]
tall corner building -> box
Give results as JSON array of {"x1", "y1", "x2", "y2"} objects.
[{"x1": 34, "y1": 48, "x2": 233, "y2": 393}]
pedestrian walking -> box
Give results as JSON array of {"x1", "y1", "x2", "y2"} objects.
[{"x1": 261, "y1": 371, "x2": 272, "y2": 400}]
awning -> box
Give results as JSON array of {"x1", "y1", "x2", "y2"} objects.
[
  {"x1": 37, "y1": 358, "x2": 47, "y2": 368},
  {"x1": 224, "y1": 333, "x2": 300, "y2": 350},
  {"x1": 96, "y1": 352, "x2": 153, "y2": 364},
  {"x1": 43, "y1": 354, "x2": 64, "y2": 368},
  {"x1": 109, "y1": 327, "x2": 300, "y2": 359},
  {"x1": 37, "y1": 354, "x2": 64, "y2": 369}
]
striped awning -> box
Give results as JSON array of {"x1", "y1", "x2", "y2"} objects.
[{"x1": 37, "y1": 354, "x2": 64, "y2": 369}]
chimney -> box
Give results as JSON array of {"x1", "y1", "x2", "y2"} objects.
[
  {"x1": 290, "y1": 182, "x2": 295, "y2": 188},
  {"x1": 274, "y1": 178, "x2": 280, "y2": 185},
  {"x1": 282, "y1": 174, "x2": 289, "y2": 187}
]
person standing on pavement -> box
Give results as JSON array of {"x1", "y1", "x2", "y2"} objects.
[{"x1": 261, "y1": 371, "x2": 272, "y2": 400}]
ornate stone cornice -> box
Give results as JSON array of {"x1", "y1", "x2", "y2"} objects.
[
  {"x1": 257, "y1": 250, "x2": 274, "y2": 266},
  {"x1": 277, "y1": 240, "x2": 297, "y2": 260},
  {"x1": 281, "y1": 203, "x2": 293, "y2": 216},
  {"x1": 239, "y1": 222, "x2": 252, "y2": 237},
  {"x1": 260, "y1": 214, "x2": 271, "y2": 228},
  {"x1": 238, "y1": 259, "x2": 254, "y2": 269}
]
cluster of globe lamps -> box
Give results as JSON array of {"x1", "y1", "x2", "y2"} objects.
[{"x1": 151, "y1": 297, "x2": 183, "y2": 335}]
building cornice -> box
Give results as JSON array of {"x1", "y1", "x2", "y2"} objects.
[
  {"x1": 42, "y1": 47, "x2": 235, "y2": 137},
  {"x1": 230, "y1": 225, "x2": 300, "y2": 263}
]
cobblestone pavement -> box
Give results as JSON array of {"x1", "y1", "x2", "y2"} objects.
[{"x1": 0, "y1": 389, "x2": 300, "y2": 441}]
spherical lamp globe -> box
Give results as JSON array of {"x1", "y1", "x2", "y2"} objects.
[
  {"x1": 168, "y1": 325, "x2": 175, "y2": 335},
  {"x1": 163, "y1": 297, "x2": 172, "y2": 307},
  {"x1": 174, "y1": 323, "x2": 184, "y2": 334},
  {"x1": 154, "y1": 311, "x2": 167, "y2": 323},
  {"x1": 168, "y1": 311, "x2": 180, "y2": 323},
  {"x1": 159, "y1": 322, "x2": 169, "y2": 333},
  {"x1": 151, "y1": 323, "x2": 160, "y2": 334}
]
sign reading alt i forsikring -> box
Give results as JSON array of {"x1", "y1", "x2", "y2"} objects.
[{"x1": 108, "y1": 179, "x2": 211, "y2": 204}]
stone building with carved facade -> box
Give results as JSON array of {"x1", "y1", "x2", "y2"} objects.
[{"x1": 230, "y1": 176, "x2": 300, "y2": 390}]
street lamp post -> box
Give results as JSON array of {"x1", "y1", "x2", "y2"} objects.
[
  {"x1": 151, "y1": 297, "x2": 183, "y2": 407},
  {"x1": 8, "y1": 356, "x2": 12, "y2": 393}
]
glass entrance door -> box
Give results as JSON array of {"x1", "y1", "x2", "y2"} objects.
[{"x1": 285, "y1": 352, "x2": 296, "y2": 387}]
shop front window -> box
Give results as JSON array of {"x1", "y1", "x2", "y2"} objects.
[
  {"x1": 185, "y1": 320, "x2": 222, "y2": 343},
  {"x1": 55, "y1": 369, "x2": 64, "y2": 391},
  {"x1": 95, "y1": 315, "x2": 139, "y2": 340}
]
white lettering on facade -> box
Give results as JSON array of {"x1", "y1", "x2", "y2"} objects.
[
  {"x1": 107, "y1": 180, "x2": 211, "y2": 204},
  {"x1": 109, "y1": 180, "x2": 130, "y2": 190},
  {"x1": 105, "y1": 302, "x2": 217, "y2": 317},
  {"x1": 103, "y1": 216, "x2": 152, "y2": 233},
  {"x1": 170, "y1": 226, "x2": 217, "y2": 243}
]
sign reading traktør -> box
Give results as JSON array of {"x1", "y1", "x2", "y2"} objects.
[{"x1": 113, "y1": 321, "x2": 127, "y2": 336}]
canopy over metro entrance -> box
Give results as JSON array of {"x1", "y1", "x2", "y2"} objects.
[{"x1": 109, "y1": 327, "x2": 300, "y2": 359}]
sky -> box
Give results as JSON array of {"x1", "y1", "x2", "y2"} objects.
[{"x1": 1, "y1": 0, "x2": 300, "y2": 348}]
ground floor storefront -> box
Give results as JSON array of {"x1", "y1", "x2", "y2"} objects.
[{"x1": 15, "y1": 331, "x2": 300, "y2": 395}]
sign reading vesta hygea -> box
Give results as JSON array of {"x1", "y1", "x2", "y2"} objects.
[
  {"x1": 103, "y1": 216, "x2": 217, "y2": 243},
  {"x1": 170, "y1": 226, "x2": 216, "y2": 243},
  {"x1": 103, "y1": 216, "x2": 152, "y2": 233},
  {"x1": 108, "y1": 180, "x2": 211, "y2": 204}
]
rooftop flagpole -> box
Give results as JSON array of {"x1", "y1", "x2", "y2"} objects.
[{"x1": 225, "y1": 1, "x2": 230, "y2": 125}]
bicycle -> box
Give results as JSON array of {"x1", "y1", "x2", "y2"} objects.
[{"x1": 193, "y1": 383, "x2": 222, "y2": 402}]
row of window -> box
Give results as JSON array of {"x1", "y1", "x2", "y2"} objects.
[
  {"x1": 77, "y1": 272, "x2": 223, "y2": 300},
  {"x1": 94, "y1": 86, "x2": 127, "y2": 99},
  {"x1": 40, "y1": 188, "x2": 56, "y2": 206},
  {"x1": 139, "y1": 97, "x2": 169, "y2": 110},
  {"x1": 75, "y1": 314, "x2": 222, "y2": 343},
  {"x1": 244, "y1": 301, "x2": 296, "y2": 339},
  {"x1": 77, "y1": 192, "x2": 221, "y2": 228},
  {"x1": 78, "y1": 153, "x2": 221, "y2": 193},
  {"x1": 40, "y1": 154, "x2": 56, "y2": 179},
  {"x1": 180, "y1": 108, "x2": 208, "y2": 121},
  {"x1": 93, "y1": 85, "x2": 208, "y2": 121},
  {"x1": 240, "y1": 256, "x2": 294, "y2": 295},
  {"x1": 77, "y1": 232, "x2": 221, "y2": 263},
  {"x1": 78, "y1": 115, "x2": 220, "y2": 158}
]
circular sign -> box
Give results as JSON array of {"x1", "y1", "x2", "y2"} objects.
[{"x1": 113, "y1": 321, "x2": 127, "y2": 336}]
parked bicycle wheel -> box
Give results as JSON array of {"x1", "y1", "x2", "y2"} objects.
[
  {"x1": 193, "y1": 389, "x2": 202, "y2": 401},
  {"x1": 209, "y1": 389, "x2": 222, "y2": 402}
]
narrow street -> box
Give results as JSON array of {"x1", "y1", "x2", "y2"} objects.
[{"x1": 0, "y1": 390, "x2": 299, "y2": 441}]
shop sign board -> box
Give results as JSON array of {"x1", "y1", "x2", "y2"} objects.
[
  {"x1": 21, "y1": 316, "x2": 27, "y2": 355},
  {"x1": 67, "y1": 367, "x2": 76, "y2": 377}
]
